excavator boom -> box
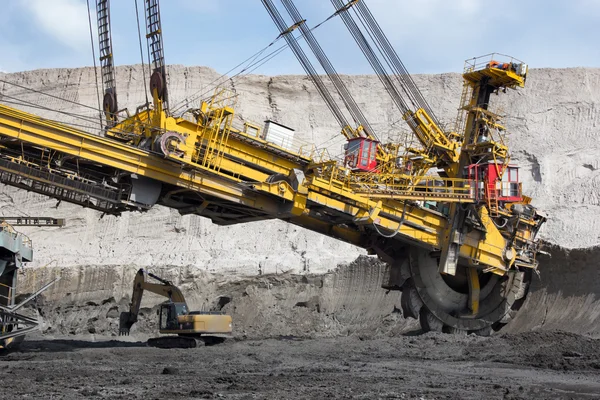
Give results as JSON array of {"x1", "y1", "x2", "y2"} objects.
[{"x1": 119, "y1": 268, "x2": 187, "y2": 335}]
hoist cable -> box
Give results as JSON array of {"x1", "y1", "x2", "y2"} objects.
[
  {"x1": 0, "y1": 80, "x2": 101, "y2": 112},
  {"x1": 330, "y1": 0, "x2": 410, "y2": 116},
  {"x1": 135, "y1": 0, "x2": 151, "y2": 106},
  {"x1": 353, "y1": 2, "x2": 441, "y2": 127},
  {"x1": 262, "y1": 0, "x2": 350, "y2": 130},
  {"x1": 170, "y1": 38, "x2": 283, "y2": 114},
  {"x1": 172, "y1": 4, "x2": 343, "y2": 115},
  {"x1": 86, "y1": 0, "x2": 103, "y2": 128},
  {"x1": 281, "y1": 0, "x2": 378, "y2": 141}
]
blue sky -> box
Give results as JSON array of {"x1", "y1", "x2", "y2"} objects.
[{"x1": 0, "y1": 0, "x2": 599, "y2": 75}]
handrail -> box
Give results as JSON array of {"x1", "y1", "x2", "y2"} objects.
[
  {"x1": 464, "y1": 53, "x2": 525, "y2": 73},
  {"x1": 0, "y1": 221, "x2": 33, "y2": 249}
]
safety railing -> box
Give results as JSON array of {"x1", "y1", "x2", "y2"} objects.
[
  {"x1": 464, "y1": 53, "x2": 525, "y2": 74},
  {"x1": 313, "y1": 161, "x2": 527, "y2": 206},
  {"x1": 349, "y1": 175, "x2": 475, "y2": 201},
  {"x1": 0, "y1": 221, "x2": 33, "y2": 249},
  {"x1": 312, "y1": 163, "x2": 477, "y2": 202}
]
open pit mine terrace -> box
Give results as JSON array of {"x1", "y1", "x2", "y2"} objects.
[{"x1": 1, "y1": 65, "x2": 599, "y2": 399}]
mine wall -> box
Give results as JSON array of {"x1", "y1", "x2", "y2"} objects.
[
  {"x1": 504, "y1": 246, "x2": 600, "y2": 337},
  {"x1": 2, "y1": 65, "x2": 600, "y2": 339},
  {"x1": 17, "y1": 246, "x2": 600, "y2": 339}
]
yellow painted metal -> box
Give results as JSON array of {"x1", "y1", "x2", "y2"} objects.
[
  {"x1": 0, "y1": 49, "x2": 542, "y2": 282},
  {"x1": 436, "y1": 52, "x2": 538, "y2": 276},
  {"x1": 122, "y1": 268, "x2": 232, "y2": 336},
  {"x1": 0, "y1": 97, "x2": 525, "y2": 272},
  {"x1": 405, "y1": 108, "x2": 459, "y2": 164},
  {"x1": 468, "y1": 267, "x2": 480, "y2": 315},
  {"x1": 0, "y1": 104, "x2": 286, "y2": 213},
  {"x1": 0, "y1": 337, "x2": 15, "y2": 349},
  {"x1": 463, "y1": 66, "x2": 526, "y2": 89},
  {"x1": 162, "y1": 314, "x2": 233, "y2": 335}
]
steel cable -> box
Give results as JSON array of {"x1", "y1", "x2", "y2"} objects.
[
  {"x1": 86, "y1": 0, "x2": 103, "y2": 128},
  {"x1": 262, "y1": 0, "x2": 350, "y2": 130},
  {"x1": 354, "y1": 2, "x2": 440, "y2": 127},
  {"x1": 281, "y1": 0, "x2": 378, "y2": 141},
  {"x1": 172, "y1": 5, "x2": 344, "y2": 115}
]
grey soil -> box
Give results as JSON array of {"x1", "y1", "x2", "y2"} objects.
[
  {"x1": 2, "y1": 331, "x2": 599, "y2": 400},
  {"x1": 5, "y1": 248, "x2": 600, "y2": 399}
]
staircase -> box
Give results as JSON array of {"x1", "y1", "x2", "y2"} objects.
[{"x1": 454, "y1": 79, "x2": 474, "y2": 135}]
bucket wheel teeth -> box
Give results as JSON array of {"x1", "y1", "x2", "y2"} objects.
[
  {"x1": 400, "y1": 279, "x2": 423, "y2": 320},
  {"x1": 419, "y1": 308, "x2": 444, "y2": 333},
  {"x1": 514, "y1": 281, "x2": 529, "y2": 301},
  {"x1": 499, "y1": 302, "x2": 518, "y2": 324}
]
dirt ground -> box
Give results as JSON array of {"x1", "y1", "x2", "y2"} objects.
[{"x1": 1, "y1": 331, "x2": 599, "y2": 400}]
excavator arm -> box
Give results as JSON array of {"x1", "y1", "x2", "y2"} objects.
[{"x1": 119, "y1": 268, "x2": 187, "y2": 335}]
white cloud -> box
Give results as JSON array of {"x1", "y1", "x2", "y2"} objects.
[{"x1": 19, "y1": 0, "x2": 91, "y2": 52}]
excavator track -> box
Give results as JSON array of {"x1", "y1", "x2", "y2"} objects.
[
  {"x1": 399, "y1": 247, "x2": 530, "y2": 334},
  {"x1": 147, "y1": 336, "x2": 226, "y2": 349}
]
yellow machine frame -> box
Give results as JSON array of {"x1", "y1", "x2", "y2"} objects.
[{"x1": 0, "y1": 0, "x2": 545, "y2": 333}]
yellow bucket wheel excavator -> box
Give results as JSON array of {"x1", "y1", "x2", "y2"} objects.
[
  {"x1": 0, "y1": 0, "x2": 546, "y2": 335},
  {"x1": 119, "y1": 269, "x2": 232, "y2": 348}
]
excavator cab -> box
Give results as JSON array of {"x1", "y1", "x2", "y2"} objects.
[
  {"x1": 344, "y1": 137, "x2": 378, "y2": 171},
  {"x1": 158, "y1": 302, "x2": 187, "y2": 331}
]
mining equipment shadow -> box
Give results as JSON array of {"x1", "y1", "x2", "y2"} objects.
[{"x1": 3, "y1": 339, "x2": 147, "y2": 354}]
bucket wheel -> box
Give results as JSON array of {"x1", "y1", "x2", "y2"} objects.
[{"x1": 396, "y1": 246, "x2": 530, "y2": 334}]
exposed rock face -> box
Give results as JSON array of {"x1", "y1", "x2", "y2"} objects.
[
  {"x1": 2, "y1": 65, "x2": 600, "y2": 338},
  {"x1": 19, "y1": 256, "x2": 413, "y2": 339},
  {"x1": 504, "y1": 246, "x2": 600, "y2": 337}
]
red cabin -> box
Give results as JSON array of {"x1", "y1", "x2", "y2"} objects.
[
  {"x1": 468, "y1": 162, "x2": 522, "y2": 203},
  {"x1": 344, "y1": 137, "x2": 378, "y2": 171}
]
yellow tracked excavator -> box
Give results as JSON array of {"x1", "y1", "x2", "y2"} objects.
[
  {"x1": 119, "y1": 269, "x2": 232, "y2": 348},
  {"x1": 0, "y1": 0, "x2": 547, "y2": 335}
]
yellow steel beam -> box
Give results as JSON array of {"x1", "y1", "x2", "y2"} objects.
[
  {"x1": 0, "y1": 105, "x2": 278, "y2": 212},
  {"x1": 306, "y1": 177, "x2": 508, "y2": 270},
  {"x1": 0, "y1": 103, "x2": 511, "y2": 271},
  {"x1": 171, "y1": 117, "x2": 308, "y2": 174}
]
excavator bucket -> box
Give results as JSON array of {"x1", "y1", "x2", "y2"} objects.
[{"x1": 118, "y1": 311, "x2": 137, "y2": 336}]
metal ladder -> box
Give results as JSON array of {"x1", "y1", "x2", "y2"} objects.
[
  {"x1": 198, "y1": 91, "x2": 235, "y2": 175},
  {"x1": 454, "y1": 80, "x2": 473, "y2": 135},
  {"x1": 486, "y1": 183, "x2": 499, "y2": 217}
]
